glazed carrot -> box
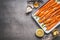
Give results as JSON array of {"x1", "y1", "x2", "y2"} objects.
[
  {"x1": 40, "y1": 5, "x2": 60, "y2": 23},
  {"x1": 43, "y1": 10, "x2": 60, "y2": 24},
  {"x1": 58, "y1": 18, "x2": 60, "y2": 21},
  {"x1": 56, "y1": 15, "x2": 60, "y2": 21},
  {"x1": 35, "y1": 0, "x2": 55, "y2": 16},
  {"x1": 46, "y1": 22, "x2": 58, "y2": 30},
  {"x1": 38, "y1": 1, "x2": 56, "y2": 17},
  {"x1": 44, "y1": 17, "x2": 54, "y2": 24},
  {"x1": 57, "y1": 12, "x2": 60, "y2": 15},
  {"x1": 46, "y1": 19, "x2": 60, "y2": 30},
  {"x1": 39, "y1": 11, "x2": 49, "y2": 19},
  {"x1": 46, "y1": 20, "x2": 56, "y2": 27},
  {"x1": 57, "y1": 11, "x2": 60, "y2": 15},
  {"x1": 38, "y1": 11, "x2": 45, "y2": 17},
  {"x1": 43, "y1": 16, "x2": 59, "y2": 24},
  {"x1": 40, "y1": 3, "x2": 60, "y2": 19},
  {"x1": 46, "y1": 15, "x2": 60, "y2": 29},
  {"x1": 46, "y1": 15, "x2": 60, "y2": 30},
  {"x1": 40, "y1": 4, "x2": 58, "y2": 19},
  {"x1": 44, "y1": 16, "x2": 56, "y2": 24},
  {"x1": 46, "y1": 14, "x2": 60, "y2": 23},
  {"x1": 50, "y1": 9, "x2": 60, "y2": 17},
  {"x1": 56, "y1": 15, "x2": 60, "y2": 19}
]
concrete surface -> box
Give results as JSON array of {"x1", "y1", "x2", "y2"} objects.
[{"x1": 0, "y1": 0, "x2": 60, "y2": 40}]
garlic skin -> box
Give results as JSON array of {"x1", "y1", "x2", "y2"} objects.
[{"x1": 26, "y1": 6, "x2": 32, "y2": 13}]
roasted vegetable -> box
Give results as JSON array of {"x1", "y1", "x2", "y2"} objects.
[{"x1": 35, "y1": 0, "x2": 55, "y2": 16}]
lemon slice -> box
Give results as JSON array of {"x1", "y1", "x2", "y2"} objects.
[{"x1": 36, "y1": 29, "x2": 44, "y2": 37}]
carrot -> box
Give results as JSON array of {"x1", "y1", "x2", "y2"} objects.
[
  {"x1": 44, "y1": 16, "x2": 56, "y2": 24},
  {"x1": 46, "y1": 15, "x2": 60, "y2": 30},
  {"x1": 46, "y1": 19, "x2": 60, "y2": 30},
  {"x1": 38, "y1": 1, "x2": 56, "y2": 17},
  {"x1": 50, "y1": 9, "x2": 60, "y2": 17},
  {"x1": 56, "y1": 15, "x2": 60, "y2": 19},
  {"x1": 56, "y1": 15, "x2": 60, "y2": 21},
  {"x1": 44, "y1": 17, "x2": 54, "y2": 24},
  {"x1": 57, "y1": 12, "x2": 60, "y2": 15},
  {"x1": 39, "y1": 11, "x2": 49, "y2": 19},
  {"x1": 40, "y1": 3, "x2": 60, "y2": 18},
  {"x1": 35, "y1": 0, "x2": 55, "y2": 16},
  {"x1": 46, "y1": 17, "x2": 60, "y2": 30},
  {"x1": 39, "y1": 4, "x2": 59, "y2": 19},
  {"x1": 40, "y1": 5, "x2": 60, "y2": 23},
  {"x1": 58, "y1": 18, "x2": 60, "y2": 21},
  {"x1": 44, "y1": 14, "x2": 60, "y2": 24},
  {"x1": 46, "y1": 20, "x2": 56, "y2": 27},
  {"x1": 38, "y1": 11, "x2": 45, "y2": 17},
  {"x1": 43, "y1": 10, "x2": 60, "y2": 24},
  {"x1": 46, "y1": 21, "x2": 58, "y2": 30}
]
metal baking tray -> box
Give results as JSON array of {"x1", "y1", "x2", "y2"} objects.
[{"x1": 32, "y1": 0, "x2": 60, "y2": 33}]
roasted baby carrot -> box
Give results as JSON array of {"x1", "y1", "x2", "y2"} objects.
[
  {"x1": 40, "y1": 3, "x2": 60, "y2": 19},
  {"x1": 39, "y1": 2, "x2": 57, "y2": 18},
  {"x1": 46, "y1": 17, "x2": 60, "y2": 30},
  {"x1": 44, "y1": 14, "x2": 60, "y2": 24},
  {"x1": 44, "y1": 17, "x2": 54, "y2": 24},
  {"x1": 38, "y1": 1, "x2": 56, "y2": 17},
  {"x1": 50, "y1": 9, "x2": 60, "y2": 17},
  {"x1": 46, "y1": 19, "x2": 60, "y2": 30},
  {"x1": 40, "y1": 5, "x2": 60, "y2": 23},
  {"x1": 46, "y1": 20, "x2": 56, "y2": 27},
  {"x1": 35, "y1": 0, "x2": 55, "y2": 16},
  {"x1": 46, "y1": 15, "x2": 60, "y2": 30},
  {"x1": 43, "y1": 10, "x2": 60, "y2": 24},
  {"x1": 44, "y1": 16, "x2": 56, "y2": 24},
  {"x1": 46, "y1": 22, "x2": 58, "y2": 30}
]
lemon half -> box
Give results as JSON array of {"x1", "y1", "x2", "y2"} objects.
[{"x1": 36, "y1": 29, "x2": 44, "y2": 37}]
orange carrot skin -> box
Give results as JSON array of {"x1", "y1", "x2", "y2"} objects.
[
  {"x1": 44, "y1": 17, "x2": 56, "y2": 26},
  {"x1": 45, "y1": 14, "x2": 60, "y2": 23},
  {"x1": 38, "y1": 1, "x2": 56, "y2": 17},
  {"x1": 50, "y1": 9, "x2": 60, "y2": 17},
  {"x1": 46, "y1": 18, "x2": 60, "y2": 30},
  {"x1": 42, "y1": 4, "x2": 60, "y2": 18},
  {"x1": 36, "y1": 0, "x2": 60, "y2": 30},
  {"x1": 40, "y1": 4, "x2": 59, "y2": 19},
  {"x1": 46, "y1": 20, "x2": 56, "y2": 27},
  {"x1": 40, "y1": 5, "x2": 60, "y2": 23},
  {"x1": 38, "y1": 11, "x2": 45, "y2": 17},
  {"x1": 46, "y1": 15, "x2": 60, "y2": 30},
  {"x1": 57, "y1": 12, "x2": 60, "y2": 15},
  {"x1": 39, "y1": 12, "x2": 60, "y2": 23},
  {"x1": 43, "y1": 10, "x2": 60, "y2": 24},
  {"x1": 46, "y1": 15, "x2": 60, "y2": 22},
  {"x1": 44, "y1": 18, "x2": 54, "y2": 24},
  {"x1": 40, "y1": 3, "x2": 60, "y2": 18},
  {"x1": 46, "y1": 22, "x2": 58, "y2": 30},
  {"x1": 39, "y1": 3, "x2": 60, "y2": 22},
  {"x1": 35, "y1": 0, "x2": 55, "y2": 16},
  {"x1": 39, "y1": 2, "x2": 57, "y2": 18}
]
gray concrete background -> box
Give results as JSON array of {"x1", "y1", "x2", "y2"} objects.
[{"x1": 0, "y1": 0, "x2": 60, "y2": 40}]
